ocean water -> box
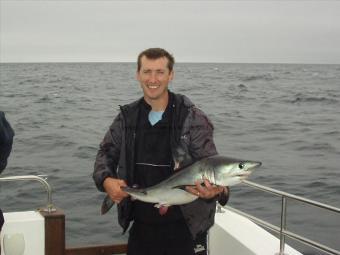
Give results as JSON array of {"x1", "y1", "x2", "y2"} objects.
[{"x1": 0, "y1": 62, "x2": 339, "y2": 253}]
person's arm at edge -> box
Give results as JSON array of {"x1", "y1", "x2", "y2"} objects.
[
  {"x1": 93, "y1": 114, "x2": 123, "y2": 185},
  {"x1": 93, "y1": 113, "x2": 129, "y2": 203},
  {"x1": 187, "y1": 107, "x2": 230, "y2": 205},
  {"x1": 0, "y1": 111, "x2": 15, "y2": 173}
]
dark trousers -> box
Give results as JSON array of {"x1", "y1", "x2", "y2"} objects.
[{"x1": 127, "y1": 221, "x2": 207, "y2": 255}]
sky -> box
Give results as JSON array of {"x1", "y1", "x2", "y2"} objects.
[{"x1": 1, "y1": 1, "x2": 340, "y2": 64}]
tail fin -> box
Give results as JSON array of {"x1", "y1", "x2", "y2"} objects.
[
  {"x1": 101, "y1": 187, "x2": 147, "y2": 215},
  {"x1": 101, "y1": 195, "x2": 115, "y2": 215}
]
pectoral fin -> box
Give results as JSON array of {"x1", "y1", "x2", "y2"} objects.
[
  {"x1": 101, "y1": 186, "x2": 147, "y2": 215},
  {"x1": 173, "y1": 185, "x2": 198, "y2": 191},
  {"x1": 172, "y1": 183, "x2": 206, "y2": 192}
]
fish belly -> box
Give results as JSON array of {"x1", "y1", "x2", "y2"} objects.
[{"x1": 131, "y1": 188, "x2": 197, "y2": 206}]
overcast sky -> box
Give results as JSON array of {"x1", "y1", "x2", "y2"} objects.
[{"x1": 1, "y1": 1, "x2": 340, "y2": 64}]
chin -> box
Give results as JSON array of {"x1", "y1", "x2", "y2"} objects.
[{"x1": 145, "y1": 89, "x2": 167, "y2": 100}]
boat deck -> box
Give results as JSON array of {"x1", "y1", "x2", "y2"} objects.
[{"x1": 1, "y1": 175, "x2": 340, "y2": 255}]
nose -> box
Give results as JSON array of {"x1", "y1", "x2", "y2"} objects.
[
  {"x1": 148, "y1": 72, "x2": 157, "y2": 83},
  {"x1": 247, "y1": 161, "x2": 262, "y2": 171},
  {"x1": 252, "y1": 161, "x2": 262, "y2": 168}
]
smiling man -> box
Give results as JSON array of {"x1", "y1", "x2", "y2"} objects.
[
  {"x1": 93, "y1": 48, "x2": 229, "y2": 255},
  {"x1": 137, "y1": 54, "x2": 174, "y2": 109}
]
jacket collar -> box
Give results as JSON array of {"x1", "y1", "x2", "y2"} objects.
[{"x1": 120, "y1": 90, "x2": 194, "y2": 114}]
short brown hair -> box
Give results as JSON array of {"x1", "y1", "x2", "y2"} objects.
[{"x1": 137, "y1": 48, "x2": 175, "y2": 72}]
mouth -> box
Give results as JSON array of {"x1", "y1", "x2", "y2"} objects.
[{"x1": 146, "y1": 84, "x2": 160, "y2": 89}]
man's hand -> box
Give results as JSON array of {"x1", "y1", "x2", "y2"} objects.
[
  {"x1": 103, "y1": 177, "x2": 129, "y2": 204},
  {"x1": 186, "y1": 178, "x2": 227, "y2": 199}
]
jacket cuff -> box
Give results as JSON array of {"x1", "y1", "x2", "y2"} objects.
[
  {"x1": 95, "y1": 171, "x2": 115, "y2": 192},
  {"x1": 217, "y1": 187, "x2": 230, "y2": 206},
  {"x1": 201, "y1": 187, "x2": 230, "y2": 205}
]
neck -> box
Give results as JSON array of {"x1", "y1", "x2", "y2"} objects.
[{"x1": 144, "y1": 91, "x2": 169, "y2": 111}]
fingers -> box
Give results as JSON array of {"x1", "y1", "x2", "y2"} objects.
[
  {"x1": 220, "y1": 186, "x2": 229, "y2": 195},
  {"x1": 186, "y1": 185, "x2": 200, "y2": 196},
  {"x1": 103, "y1": 178, "x2": 129, "y2": 204},
  {"x1": 195, "y1": 180, "x2": 215, "y2": 199},
  {"x1": 195, "y1": 180, "x2": 208, "y2": 195},
  {"x1": 192, "y1": 178, "x2": 226, "y2": 199}
]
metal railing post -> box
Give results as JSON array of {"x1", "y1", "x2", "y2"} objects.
[
  {"x1": 279, "y1": 196, "x2": 287, "y2": 255},
  {"x1": 0, "y1": 175, "x2": 56, "y2": 213},
  {"x1": 241, "y1": 180, "x2": 340, "y2": 255}
]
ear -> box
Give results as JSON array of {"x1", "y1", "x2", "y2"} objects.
[
  {"x1": 169, "y1": 70, "x2": 174, "y2": 81},
  {"x1": 136, "y1": 71, "x2": 139, "y2": 80}
]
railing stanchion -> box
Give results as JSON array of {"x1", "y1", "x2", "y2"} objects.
[
  {"x1": 279, "y1": 196, "x2": 287, "y2": 255},
  {"x1": 242, "y1": 180, "x2": 340, "y2": 255},
  {"x1": 0, "y1": 175, "x2": 56, "y2": 213}
]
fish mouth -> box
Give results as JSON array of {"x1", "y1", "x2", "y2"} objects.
[
  {"x1": 234, "y1": 169, "x2": 256, "y2": 180},
  {"x1": 235, "y1": 172, "x2": 252, "y2": 178},
  {"x1": 235, "y1": 162, "x2": 261, "y2": 180}
]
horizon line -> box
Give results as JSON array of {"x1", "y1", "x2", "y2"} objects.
[{"x1": 1, "y1": 61, "x2": 339, "y2": 65}]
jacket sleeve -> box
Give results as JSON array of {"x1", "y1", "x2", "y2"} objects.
[
  {"x1": 93, "y1": 113, "x2": 123, "y2": 192},
  {"x1": 188, "y1": 107, "x2": 217, "y2": 159},
  {"x1": 188, "y1": 107, "x2": 229, "y2": 205},
  {"x1": 0, "y1": 111, "x2": 15, "y2": 173},
  {"x1": 217, "y1": 187, "x2": 230, "y2": 206}
]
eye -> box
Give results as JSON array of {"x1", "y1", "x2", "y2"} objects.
[{"x1": 239, "y1": 163, "x2": 245, "y2": 169}]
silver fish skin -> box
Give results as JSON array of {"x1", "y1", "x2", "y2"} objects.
[{"x1": 101, "y1": 155, "x2": 261, "y2": 214}]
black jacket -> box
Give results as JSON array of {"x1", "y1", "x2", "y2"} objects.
[{"x1": 93, "y1": 92, "x2": 226, "y2": 238}]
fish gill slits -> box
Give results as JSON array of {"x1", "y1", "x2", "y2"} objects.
[
  {"x1": 209, "y1": 168, "x2": 216, "y2": 184},
  {"x1": 202, "y1": 168, "x2": 214, "y2": 184}
]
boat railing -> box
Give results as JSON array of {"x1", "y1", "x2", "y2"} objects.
[
  {"x1": 0, "y1": 175, "x2": 56, "y2": 213},
  {"x1": 223, "y1": 180, "x2": 340, "y2": 255},
  {"x1": 2, "y1": 176, "x2": 339, "y2": 255}
]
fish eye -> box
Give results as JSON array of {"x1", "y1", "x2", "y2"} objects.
[{"x1": 239, "y1": 163, "x2": 245, "y2": 169}]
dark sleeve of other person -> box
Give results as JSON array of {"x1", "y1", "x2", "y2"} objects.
[
  {"x1": 0, "y1": 111, "x2": 14, "y2": 173},
  {"x1": 0, "y1": 112, "x2": 14, "y2": 232},
  {"x1": 0, "y1": 209, "x2": 4, "y2": 232}
]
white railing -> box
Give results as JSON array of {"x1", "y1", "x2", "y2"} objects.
[{"x1": 225, "y1": 180, "x2": 340, "y2": 255}]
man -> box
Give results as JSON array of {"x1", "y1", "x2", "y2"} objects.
[
  {"x1": 0, "y1": 111, "x2": 15, "y2": 248},
  {"x1": 93, "y1": 48, "x2": 229, "y2": 255}
]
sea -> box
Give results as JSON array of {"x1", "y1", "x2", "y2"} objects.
[{"x1": 0, "y1": 62, "x2": 339, "y2": 254}]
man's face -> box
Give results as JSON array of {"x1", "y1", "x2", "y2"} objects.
[{"x1": 137, "y1": 56, "x2": 174, "y2": 102}]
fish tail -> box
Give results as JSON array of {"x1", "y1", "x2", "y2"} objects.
[{"x1": 101, "y1": 195, "x2": 115, "y2": 215}]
